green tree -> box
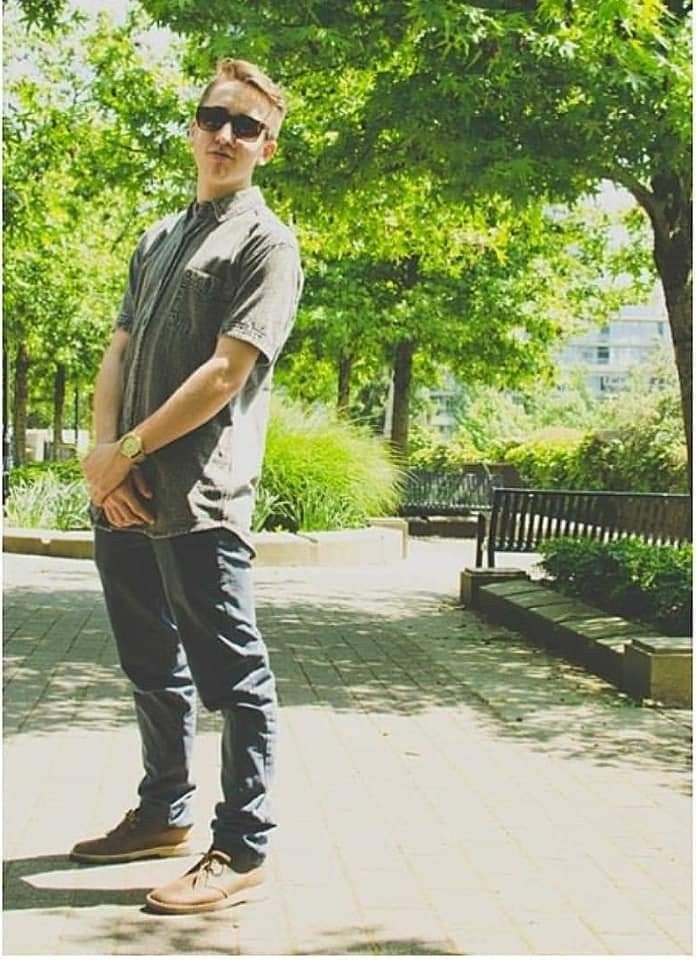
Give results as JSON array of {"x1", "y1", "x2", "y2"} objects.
[
  {"x1": 11, "y1": 0, "x2": 676, "y2": 468},
  {"x1": 282, "y1": 256, "x2": 388, "y2": 414},
  {"x1": 132, "y1": 0, "x2": 692, "y2": 479},
  {"x1": 4, "y1": 5, "x2": 191, "y2": 462},
  {"x1": 285, "y1": 197, "x2": 649, "y2": 456}
]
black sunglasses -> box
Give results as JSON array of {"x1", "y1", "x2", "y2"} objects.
[{"x1": 195, "y1": 105, "x2": 267, "y2": 141}]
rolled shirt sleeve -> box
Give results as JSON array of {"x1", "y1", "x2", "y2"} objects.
[{"x1": 220, "y1": 241, "x2": 303, "y2": 365}]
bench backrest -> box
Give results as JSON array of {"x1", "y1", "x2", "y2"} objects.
[
  {"x1": 481, "y1": 487, "x2": 692, "y2": 566},
  {"x1": 399, "y1": 465, "x2": 524, "y2": 517}
]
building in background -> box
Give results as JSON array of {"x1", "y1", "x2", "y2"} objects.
[
  {"x1": 419, "y1": 374, "x2": 460, "y2": 438},
  {"x1": 418, "y1": 285, "x2": 672, "y2": 439},
  {"x1": 553, "y1": 287, "x2": 670, "y2": 397}
]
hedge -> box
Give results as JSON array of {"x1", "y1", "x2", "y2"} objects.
[
  {"x1": 502, "y1": 423, "x2": 687, "y2": 493},
  {"x1": 537, "y1": 536, "x2": 692, "y2": 636}
]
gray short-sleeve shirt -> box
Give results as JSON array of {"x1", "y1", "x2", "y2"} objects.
[{"x1": 92, "y1": 186, "x2": 303, "y2": 553}]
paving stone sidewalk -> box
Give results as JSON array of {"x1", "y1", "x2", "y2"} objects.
[{"x1": 3, "y1": 539, "x2": 692, "y2": 956}]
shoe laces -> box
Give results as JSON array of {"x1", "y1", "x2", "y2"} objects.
[
  {"x1": 109, "y1": 809, "x2": 139, "y2": 836},
  {"x1": 191, "y1": 848, "x2": 232, "y2": 887}
]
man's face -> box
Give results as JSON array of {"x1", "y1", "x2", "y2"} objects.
[{"x1": 190, "y1": 79, "x2": 277, "y2": 200}]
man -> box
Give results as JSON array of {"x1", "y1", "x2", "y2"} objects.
[{"x1": 73, "y1": 58, "x2": 303, "y2": 916}]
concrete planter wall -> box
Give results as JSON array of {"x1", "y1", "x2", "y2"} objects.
[
  {"x1": 460, "y1": 568, "x2": 692, "y2": 708},
  {"x1": 3, "y1": 518, "x2": 408, "y2": 567}
]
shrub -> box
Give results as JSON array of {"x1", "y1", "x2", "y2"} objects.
[
  {"x1": 7, "y1": 400, "x2": 401, "y2": 534},
  {"x1": 485, "y1": 435, "x2": 525, "y2": 463},
  {"x1": 5, "y1": 472, "x2": 90, "y2": 530},
  {"x1": 499, "y1": 420, "x2": 687, "y2": 493},
  {"x1": 571, "y1": 408, "x2": 687, "y2": 493},
  {"x1": 613, "y1": 398, "x2": 688, "y2": 492},
  {"x1": 7, "y1": 458, "x2": 84, "y2": 490},
  {"x1": 501, "y1": 428, "x2": 585, "y2": 487},
  {"x1": 538, "y1": 536, "x2": 692, "y2": 636},
  {"x1": 407, "y1": 424, "x2": 483, "y2": 471},
  {"x1": 254, "y1": 396, "x2": 402, "y2": 532}
]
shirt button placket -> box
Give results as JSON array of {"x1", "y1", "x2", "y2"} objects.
[{"x1": 129, "y1": 217, "x2": 200, "y2": 424}]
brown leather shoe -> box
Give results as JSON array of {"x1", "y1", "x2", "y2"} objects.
[
  {"x1": 70, "y1": 809, "x2": 193, "y2": 863},
  {"x1": 145, "y1": 848, "x2": 265, "y2": 914}
]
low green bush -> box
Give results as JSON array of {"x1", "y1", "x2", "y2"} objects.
[
  {"x1": 538, "y1": 536, "x2": 692, "y2": 636},
  {"x1": 256, "y1": 397, "x2": 401, "y2": 531},
  {"x1": 8, "y1": 458, "x2": 84, "y2": 489},
  {"x1": 6, "y1": 400, "x2": 401, "y2": 534},
  {"x1": 5, "y1": 471, "x2": 90, "y2": 530},
  {"x1": 501, "y1": 428, "x2": 585, "y2": 487},
  {"x1": 6, "y1": 396, "x2": 403, "y2": 534},
  {"x1": 500, "y1": 420, "x2": 687, "y2": 493},
  {"x1": 572, "y1": 419, "x2": 687, "y2": 494},
  {"x1": 407, "y1": 424, "x2": 483, "y2": 471}
]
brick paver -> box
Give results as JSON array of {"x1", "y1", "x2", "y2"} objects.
[{"x1": 3, "y1": 540, "x2": 692, "y2": 955}]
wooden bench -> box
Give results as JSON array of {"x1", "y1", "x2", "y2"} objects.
[{"x1": 476, "y1": 487, "x2": 692, "y2": 567}]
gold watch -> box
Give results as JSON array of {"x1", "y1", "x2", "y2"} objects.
[{"x1": 118, "y1": 432, "x2": 146, "y2": 463}]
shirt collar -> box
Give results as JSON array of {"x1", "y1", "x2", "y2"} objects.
[{"x1": 191, "y1": 186, "x2": 265, "y2": 223}]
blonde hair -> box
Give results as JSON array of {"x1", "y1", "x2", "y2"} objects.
[{"x1": 198, "y1": 58, "x2": 287, "y2": 139}]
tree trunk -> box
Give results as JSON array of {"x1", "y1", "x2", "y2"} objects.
[
  {"x1": 52, "y1": 363, "x2": 66, "y2": 459},
  {"x1": 3, "y1": 349, "x2": 11, "y2": 470},
  {"x1": 627, "y1": 173, "x2": 692, "y2": 491},
  {"x1": 390, "y1": 339, "x2": 415, "y2": 460},
  {"x1": 337, "y1": 353, "x2": 353, "y2": 414},
  {"x1": 73, "y1": 384, "x2": 80, "y2": 447},
  {"x1": 86, "y1": 391, "x2": 95, "y2": 443},
  {"x1": 665, "y1": 285, "x2": 692, "y2": 488},
  {"x1": 12, "y1": 343, "x2": 30, "y2": 467}
]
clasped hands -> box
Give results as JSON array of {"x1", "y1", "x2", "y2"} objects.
[{"x1": 82, "y1": 441, "x2": 154, "y2": 528}]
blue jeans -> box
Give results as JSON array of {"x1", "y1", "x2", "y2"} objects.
[{"x1": 94, "y1": 526, "x2": 278, "y2": 871}]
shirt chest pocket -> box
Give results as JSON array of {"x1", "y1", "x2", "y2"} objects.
[
  {"x1": 169, "y1": 267, "x2": 225, "y2": 354},
  {"x1": 186, "y1": 266, "x2": 221, "y2": 301}
]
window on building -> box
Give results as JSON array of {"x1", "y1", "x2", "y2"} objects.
[
  {"x1": 597, "y1": 345, "x2": 610, "y2": 364},
  {"x1": 599, "y1": 374, "x2": 624, "y2": 394}
]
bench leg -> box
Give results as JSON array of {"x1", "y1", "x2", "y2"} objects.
[{"x1": 475, "y1": 513, "x2": 486, "y2": 567}]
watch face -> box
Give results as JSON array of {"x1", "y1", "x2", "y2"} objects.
[{"x1": 121, "y1": 435, "x2": 141, "y2": 458}]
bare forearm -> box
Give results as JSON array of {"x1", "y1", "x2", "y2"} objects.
[
  {"x1": 83, "y1": 336, "x2": 259, "y2": 506},
  {"x1": 93, "y1": 333, "x2": 128, "y2": 443},
  {"x1": 134, "y1": 355, "x2": 242, "y2": 456}
]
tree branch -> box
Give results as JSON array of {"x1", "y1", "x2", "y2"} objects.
[{"x1": 603, "y1": 169, "x2": 659, "y2": 224}]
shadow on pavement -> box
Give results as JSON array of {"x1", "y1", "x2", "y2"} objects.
[
  {"x1": 4, "y1": 580, "x2": 692, "y2": 788},
  {"x1": 4, "y1": 853, "x2": 461, "y2": 955},
  {"x1": 3, "y1": 854, "x2": 151, "y2": 910},
  {"x1": 302, "y1": 928, "x2": 460, "y2": 955},
  {"x1": 66, "y1": 921, "x2": 462, "y2": 957}
]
